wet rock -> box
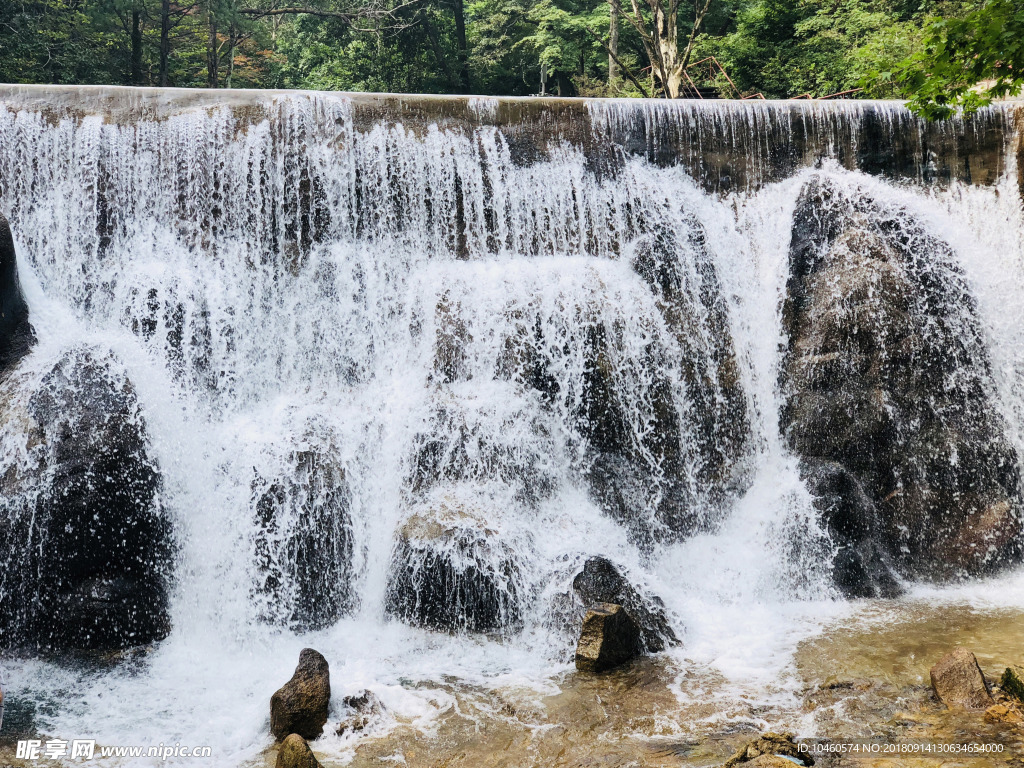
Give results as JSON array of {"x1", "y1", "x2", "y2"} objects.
[
  {"x1": 571, "y1": 556, "x2": 678, "y2": 652},
  {"x1": 929, "y1": 648, "x2": 993, "y2": 710},
  {"x1": 252, "y1": 438, "x2": 355, "y2": 632},
  {"x1": 336, "y1": 689, "x2": 385, "y2": 735},
  {"x1": 408, "y1": 392, "x2": 557, "y2": 508},
  {"x1": 781, "y1": 177, "x2": 1023, "y2": 586},
  {"x1": 1000, "y1": 665, "x2": 1024, "y2": 703},
  {"x1": 0, "y1": 213, "x2": 35, "y2": 375},
  {"x1": 275, "y1": 734, "x2": 321, "y2": 768},
  {"x1": 385, "y1": 492, "x2": 528, "y2": 634},
  {"x1": 800, "y1": 461, "x2": 903, "y2": 599},
  {"x1": 496, "y1": 235, "x2": 751, "y2": 546},
  {"x1": 430, "y1": 291, "x2": 473, "y2": 384},
  {"x1": 574, "y1": 602, "x2": 643, "y2": 673},
  {"x1": 270, "y1": 648, "x2": 331, "y2": 741},
  {"x1": 722, "y1": 732, "x2": 812, "y2": 768},
  {"x1": 0, "y1": 347, "x2": 173, "y2": 652}
]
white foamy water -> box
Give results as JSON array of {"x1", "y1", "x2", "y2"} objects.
[{"x1": 0, "y1": 89, "x2": 1022, "y2": 766}]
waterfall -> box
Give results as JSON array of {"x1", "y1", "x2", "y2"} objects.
[{"x1": 0, "y1": 86, "x2": 1022, "y2": 765}]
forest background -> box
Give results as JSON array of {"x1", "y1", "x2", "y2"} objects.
[{"x1": 0, "y1": 0, "x2": 1020, "y2": 115}]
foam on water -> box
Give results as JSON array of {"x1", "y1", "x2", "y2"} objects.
[{"x1": 0, "y1": 91, "x2": 1022, "y2": 765}]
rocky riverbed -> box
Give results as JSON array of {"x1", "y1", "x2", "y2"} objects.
[{"x1": 200, "y1": 598, "x2": 1024, "y2": 768}]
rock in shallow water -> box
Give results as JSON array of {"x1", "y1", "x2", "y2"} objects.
[
  {"x1": 571, "y1": 556, "x2": 678, "y2": 652},
  {"x1": 0, "y1": 346, "x2": 173, "y2": 652},
  {"x1": 574, "y1": 602, "x2": 643, "y2": 673},
  {"x1": 722, "y1": 732, "x2": 812, "y2": 767},
  {"x1": 781, "y1": 177, "x2": 1023, "y2": 591},
  {"x1": 271, "y1": 648, "x2": 331, "y2": 741},
  {"x1": 275, "y1": 734, "x2": 321, "y2": 768},
  {"x1": 929, "y1": 647, "x2": 994, "y2": 710}
]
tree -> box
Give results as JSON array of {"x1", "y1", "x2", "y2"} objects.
[
  {"x1": 621, "y1": 0, "x2": 713, "y2": 97},
  {"x1": 881, "y1": 0, "x2": 1024, "y2": 118}
]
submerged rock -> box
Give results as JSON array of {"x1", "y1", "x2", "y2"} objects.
[
  {"x1": 781, "y1": 177, "x2": 1023, "y2": 588},
  {"x1": 275, "y1": 734, "x2": 321, "y2": 768},
  {"x1": 571, "y1": 556, "x2": 678, "y2": 652},
  {"x1": 0, "y1": 213, "x2": 35, "y2": 374},
  {"x1": 270, "y1": 648, "x2": 331, "y2": 741},
  {"x1": 0, "y1": 346, "x2": 173, "y2": 652},
  {"x1": 574, "y1": 602, "x2": 642, "y2": 673},
  {"x1": 929, "y1": 648, "x2": 993, "y2": 710},
  {"x1": 722, "y1": 732, "x2": 812, "y2": 768},
  {"x1": 252, "y1": 437, "x2": 355, "y2": 632},
  {"x1": 385, "y1": 492, "x2": 528, "y2": 634}
]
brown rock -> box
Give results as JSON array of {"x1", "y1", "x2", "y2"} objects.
[
  {"x1": 574, "y1": 602, "x2": 642, "y2": 673},
  {"x1": 930, "y1": 648, "x2": 993, "y2": 710},
  {"x1": 722, "y1": 732, "x2": 812, "y2": 768},
  {"x1": 275, "y1": 734, "x2": 321, "y2": 768},
  {"x1": 270, "y1": 649, "x2": 331, "y2": 740}
]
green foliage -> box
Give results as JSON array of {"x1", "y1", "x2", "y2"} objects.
[
  {"x1": 0, "y1": 0, "x2": 1012, "y2": 107},
  {"x1": 878, "y1": 0, "x2": 1024, "y2": 118},
  {"x1": 702, "y1": 0, "x2": 924, "y2": 98}
]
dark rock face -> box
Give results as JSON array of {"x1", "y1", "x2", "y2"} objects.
[
  {"x1": 571, "y1": 556, "x2": 678, "y2": 652},
  {"x1": 781, "y1": 177, "x2": 1022, "y2": 590},
  {"x1": 0, "y1": 213, "x2": 35, "y2": 374},
  {"x1": 252, "y1": 444, "x2": 355, "y2": 632},
  {"x1": 408, "y1": 395, "x2": 557, "y2": 508},
  {"x1": 0, "y1": 347, "x2": 173, "y2": 651},
  {"x1": 574, "y1": 602, "x2": 643, "y2": 673},
  {"x1": 385, "y1": 495, "x2": 527, "y2": 635},
  {"x1": 929, "y1": 648, "x2": 993, "y2": 710},
  {"x1": 270, "y1": 648, "x2": 331, "y2": 741},
  {"x1": 588, "y1": 221, "x2": 749, "y2": 543}
]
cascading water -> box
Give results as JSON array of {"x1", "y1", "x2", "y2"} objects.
[{"x1": 0, "y1": 86, "x2": 1023, "y2": 766}]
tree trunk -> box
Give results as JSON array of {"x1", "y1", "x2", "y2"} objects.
[
  {"x1": 207, "y1": 7, "x2": 218, "y2": 88},
  {"x1": 452, "y1": 0, "x2": 470, "y2": 93},
  {"x1": 159, "y1": 0, "x2": 170, "y2": 86},
  {"x1": 608, "y1": 0, "x2": 619, "y2": 86},
  {"x1": 226, "y1": 25, "x2": 236, "y2": 87},
  {"x1": 131, "y1": 8, "x2": 143, "y2": 85}
]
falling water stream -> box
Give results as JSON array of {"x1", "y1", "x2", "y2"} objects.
[{"x1": 0, "y1": 87, "x2": 1023, "y2": 766}]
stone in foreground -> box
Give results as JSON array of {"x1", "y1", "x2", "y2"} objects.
[
  {"x1": 930, "y1": 648, "x2": 993, "y2": 710},
  {"x1": 271, "y1": 649, "x2": 331, "y2": 741},
  {"x1": 275, "y1": 734, "x2": 321, "y2": 768},
  {"x1": 572, "y1": 556, "x2": 679, "y2": 651},
  {"x1": 574, "y1": 602, "x2": 642, "y2": 673},
  {"x1": 722, "y1": 732, "x2": 813, "y2": 767},
  {"x1": 1000, "y1": 665, "x2": 1024, "y2": 704}
]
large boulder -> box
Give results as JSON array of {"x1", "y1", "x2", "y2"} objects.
[
  {"x1": 252, "y1": 436, "x2": 355, "y2": 632},
  {"x1": 270, "y1": 648, "x2": 331, "y2": 741},
  {"x1": 930, "y1": 647, "x2": 993, "y2": 710},
  {"x1": 781, "y1": 177, "x2": 1023, "y2": 590},
  {"x1": 385, "y1": 491, "x2": 529, "y2": 635},
  {"x1": 571, "y1": 556, "x2": 678, "y2": 652},
  {"x1": 0, "y1": 346, "x2": 173, "y2": 651},
  {"x1": 0, "y1": 213, "x2": 35, "y2": 374},
  {"x1": 574, "y1": 602, "x2": 643, "y2": 673}
]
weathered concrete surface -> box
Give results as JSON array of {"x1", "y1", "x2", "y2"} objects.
[{"x1": 0, "y1": 84, "x2": 1016, "y2": 193}]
